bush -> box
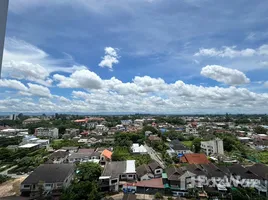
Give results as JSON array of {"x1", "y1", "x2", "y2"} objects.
[{"x1": 0, "y1": 174, "x2": 11, "y2": 184}]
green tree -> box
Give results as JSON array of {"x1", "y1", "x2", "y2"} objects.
[
  {"x1": 192, "y1": 138, "x2": 201, "y2": 153},
  {"x1": 76, "y1": 163, "x2": 102, "y2": 182},
  {"x1": 154, "y1": 192, "x2": 163, "y2": 199},
  {"x1": 254, "y1": 126, "x2": 267, "y2": 135}
]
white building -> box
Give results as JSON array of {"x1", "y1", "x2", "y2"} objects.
[
  {"x1": 35, "y1": 127, "x2": 59, "y2": 139},
  {"x1": 201, "y1": 138, "x2": 224, "y2": 155},
  {"x1": 134, "y1": 119, "x2": 144, "y2": 127},
  {"x1": 131, "y1": 143, "x2": 148, "y2": 154}
]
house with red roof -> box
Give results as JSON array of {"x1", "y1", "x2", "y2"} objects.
[{"x1": 180, "y1": 153, "x2": 210, "y2": 164}]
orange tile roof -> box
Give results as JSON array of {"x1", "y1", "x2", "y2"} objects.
[
  {"x1": 102, "y1": 149, "x2": 113, "y2": 159},
  {"x1": 180, "y1": 153, "x2": 210, "y2": 164}
]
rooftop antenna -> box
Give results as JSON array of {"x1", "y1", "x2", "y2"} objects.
[{"x1": 0, "y1": 0, "x2": 9, "y2": 78}]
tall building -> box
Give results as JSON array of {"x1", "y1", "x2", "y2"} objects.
[
  {"x1": 0, "y1": 0, "x2": 9, "y2": 76},
  {"x1": 201, "y1": 138, "x2": 224, "y2": 155},
  {"x1": 9, "y1": 114, "x2": 17, "y2": 120}
]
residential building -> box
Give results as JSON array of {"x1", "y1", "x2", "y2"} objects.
[
  {"x1": 131, "y1": 143, "x2": 148, "y2": 154},
  {"x1": 121, "y1": 120, "x2": 132, "y2": 126},
  {"x1": 145, "y1": 131, "x2": 152, "y2": 137},
  {"x1": 9, "y1": 114, "x2": 17, "y2": 120},
  {"x1": 60, "y1": 146, "x2": 78, "y2": 153},
  {"x1": 100, "y1": 149, "x2": 113, "y2": 165},
  {"x1": 136, "y1": 164, "x2": 154, "y2": 181},
  {"x1": 68, "y1": 148, "x2": 99, "y2": 163},
  {"x1": 148, "y1": 135, "x2": 161, "y2": 142},
  {"x1": 180, "y1": 153, "x2": 210, "y2": 164},
  {"x1": 22, "y1": 118, "x2": 41, "y2": 125},
  {"x1": 49, "y1": 151, "x2": 69, "y2": 163},
  {"x1": 65, "y1": 128, "x2": 79, "y2": 138},
  {"x1": 136, "y1": 161, "x2": 163, "y2": 181},
  {"x1": 134, "y1": 119, "x2": 144, "y2": 126},
  {"x1": 20, "y1": 164, "x2": 75, "y2": 198},
  {"x1": 18, "y1": 143, "x2": 41, "y2": 150},
  {"x1": 35, "y1": 127, "x2": 59, "y2": 139},
  {"x1": 201, "y1": 138, "x2": 224, "y2": 155},
  {"x1": 168, "y1": 140, "x2": 192, "y2": 155},
  {"x1": 99, "y1": 160, "x2": 136, "y2": 192},
  {"x1": 147, "y1": 161, "x2": 163, "y2": 178},
  {"x1": 237, "y1": 136, "x2": 251, "y2": 143}
]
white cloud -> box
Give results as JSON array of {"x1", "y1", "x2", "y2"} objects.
[
  {"x1": 259, "y1": 45, "x2": 268, "y2": 55},
  {"x1": 201, "y1": 65, "x2": 250, "y2": 85},
  {"x1": 27, "y1": 83, "x2": 52, "y2": 98},
  {"x1": 53, "y1": 69, "x2": 103, "y2": 89},
  {"x1": 0, "y1": 79, "x2": 28, "y2": 91},
  {"x1": 2, "y1": 37, "x2": 81, "y2": 83},
  {"x1": 98, "y1": 47, "x2": 119, "y2": 70},
  {"x1": 3, "y1": 61, "x2": 52, "y2": 86},
  {"x1": 194, "y1": 46, "x2": 256, "y2": 58},
  {"x1": 264, "y1": 81, "x2": 268, "y2": 88},
  {"x1": 260, "y1": 61, "x2": 268, "y2": 66}
]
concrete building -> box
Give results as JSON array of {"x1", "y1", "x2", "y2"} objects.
[
  {"x1": 201, "y1": 138, "x2": 224, "y2": 155},
  {"x1": 99, "y1": 160, "x2": 136, "y2": 192},
  {"x1": 35, "y1": 127, "x2": 59, "y2": 139},
  {"x1": 22, "y1": 118, "x2": 41, "y2": 125},
  {"x1": 20, "y1": 164, "x2": 75, "y2": 198}
]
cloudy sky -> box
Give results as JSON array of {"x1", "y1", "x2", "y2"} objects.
[{"x1": 1, "y1": 0, "x2": 268, "y2": 114}]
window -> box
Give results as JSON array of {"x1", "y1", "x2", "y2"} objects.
[
  {"x1": 57, "y1": 183, "x2": 63, "y2": 188},
  {"x1": 45, "y1": 183, "x2": 52, "y2": 187},
  {"x1": 156, "y1": 169, "x2": 162, "y2": 174},
  {"x1": 23, "y1": 184, "x2": 31, "y2": 189},
  {"x1": 128, "y1": 174, "x2": 133, "y2": 178}
]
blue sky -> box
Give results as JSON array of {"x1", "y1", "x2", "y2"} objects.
[{"x1": 1, "y1": 0, "x2": 268, "y2": 114}]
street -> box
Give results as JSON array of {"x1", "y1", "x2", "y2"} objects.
[
  {"x1": 0, "y1": 165, "x2": 29, "y2": 179},
  {"x1": 144, "y1": 144, "x2": 165, "y2": 168}
]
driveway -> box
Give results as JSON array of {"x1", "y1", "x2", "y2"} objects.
[{"x1": 144, "y1": 144, "x2": 165, "y2": 168}]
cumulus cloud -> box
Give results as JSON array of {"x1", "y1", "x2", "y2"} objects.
[
  {"x1": 3, "y1": 61, "x2": 52, "y2": 86},
  {"x1": 0, "y1": 79, "x2": 28, "y2": 91},
  {"x1": 53, "y1": 69, "x2": 103, "y2": 89},
  {"x1": 201, "y1": 65, "x2": 250, "y2": 85},
  {"x1": 27, "y1": 83, "x2": 52, "y2": 98},
  {"x1": 0, "y1": 79, "x2": 51, "y2": 98},
  {"x1": 98, "y1": 47, "x2": 119, "y2": 70},
  {"x1": 194, "y1": 46, "x2": 256, "y2": 58}
]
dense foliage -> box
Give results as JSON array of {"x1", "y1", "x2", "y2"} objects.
[
  {"x1": 0, "y1": 137, "x2": 23, "y2": 147},
  {"x1": 0, "y1": 174, "x2": 11, "y2": 184},
  {"x1": 61, "y1": 163, "x2": 103, "y2": 200}
]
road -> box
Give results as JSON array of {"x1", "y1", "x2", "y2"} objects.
[
  {"x1": 0, "y1": 165, "x2": 29, "y2": 179},
  {"x1": 144, "y1": 144, "x2": 165, "y2": 168}
]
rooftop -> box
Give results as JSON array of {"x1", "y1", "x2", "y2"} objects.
[
  {"x1": 180, "y1": 153, "x2": 210, "y2": 164},
  {"x1": 136, "y1": 178, "x2": 164, "y2": 188},
  {"x1": 22, "y1": 164, "x2": 75, "y2": 184},
  {"x1": 19, "y1": 143, "x2": 40, "y2": 148}
]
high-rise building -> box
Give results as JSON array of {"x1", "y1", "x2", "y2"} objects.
[{"x1": 0, "y1": 0, "x2": 9, "y2": 76}]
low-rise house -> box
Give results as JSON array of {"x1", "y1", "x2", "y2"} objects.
[
  {"x1": 253, "y1": 140, "x2": 268, "y2": 150},
  {"x1": 49, "y1": 151, "x2": 69, "y2": 163},
  {"x1": 147, "y1": 161, "x2": 163, "y2": 178},
  {"x1": 134, "y1": 119, "x2": 144, "y2": 126},
  {"x1": 78, "y1": 138, "x2": 88, "y2": 144},
  {"x1": 121, "y1": 120, "x2": 132, "y2": 126},
  {"x1": 21, "y1": 164, "x2": 74, "y2": 198},
  {"x1": 180, "y1": 153, "x2": 210, "y2": 164},
  {"x1": 136, "y1": 161, "x2": 163, "y2": 181},
  {"x1": 35, "y1": 127, "x2": 59, "y2": 139},
  {"x1": 61, "y1": 146, "x2": 78, "y2": 153},
  {"x1": 100, "y1": 149, "x2": 113, "y2": 165},
  {"x1": 136, "y1": 164, "x2": 154, "y2": 181},
  {"x1": 145, "y1": 131, "x2": 152, "y2": 137},
  {"x1": 68, "y1": 148, "x2": 98, "y2": 163},
  {"x1": 237, "y1": 136, "x2": 251, "y2": 143},
  {"x1": 131, "y1": 143, "x2": 148, "y2": 154},
  {"x1": 201, "y1": 138, "x2": 224, "y2": 155},
  {"x1": 18, "y1": 143, "x2": 41, "y2": 150},
  {"x1": 103, "y1": 137, "x2": 115, "y2": 144},
  {"x1": 65, "y1": 128, "x2": 79, "y2": 137},
  {"x1": 169, "y1": 140, "x2": 192, "y2": 155},
  {"x1": 99, "y1": 160, "x2": 136, "y2": 192},
  {"x1": 148, "y1": 135, "x2": 161, "y2": 142}
]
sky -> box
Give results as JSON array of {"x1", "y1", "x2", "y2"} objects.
[{"x1": 1, "y1": 0, "x2": 268, "y2": 114}]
